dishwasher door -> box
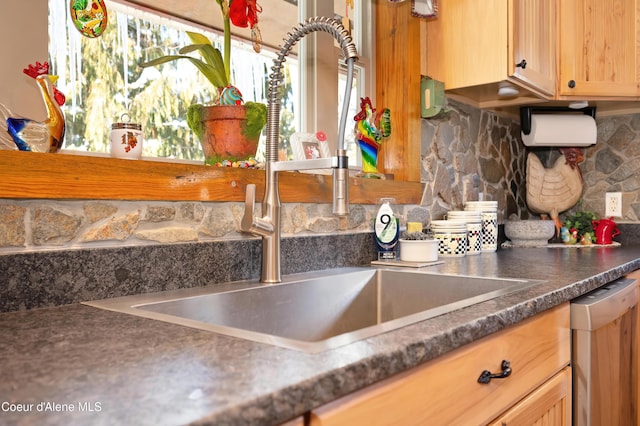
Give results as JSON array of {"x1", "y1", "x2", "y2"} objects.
[{"x1": 571, "y1": 276, "x2": 638, "y2": 426}]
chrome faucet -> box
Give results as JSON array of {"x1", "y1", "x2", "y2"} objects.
[{"x1": 241, "y1": 17, "x2": 358, "y2": 283}]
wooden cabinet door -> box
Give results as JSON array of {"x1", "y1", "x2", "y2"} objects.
[
  {"x1": 631, "y1": 270, "x2": 640, "y2": 426},
  {"x1": 489, "y1": 367, "x2": 572, "y2": 426},
  {"x1": 558, "y1": 0, "x2": 640, "y2": 97},
  {"x1": 509, "y1": 0, "x2": 556, "y2": 95},
  {"x1": 426, "y1": 0, "x2": 555, "y2": 96},
  {"x1": 426, "y1": 0, "x2": 508, "y2": 90},
  {"x1": 308, "y1": 303, "x2": 570, "y2": 426}
]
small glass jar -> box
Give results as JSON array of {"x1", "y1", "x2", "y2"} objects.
[{"x1": 110, "y1": 114, "x2": 143, "y2": 159}]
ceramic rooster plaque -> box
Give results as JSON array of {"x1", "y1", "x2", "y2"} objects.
[{"x1": 526, "y1": 148, "x2": 584, "y2": 234}]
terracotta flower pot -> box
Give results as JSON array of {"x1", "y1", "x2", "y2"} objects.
[{"x1": 199, "y1": 105, "x2": 260, "y2": 164}]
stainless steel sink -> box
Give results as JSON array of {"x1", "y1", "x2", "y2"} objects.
[{"x1": 84, "y1": 267, "x2": 541, "y2": 352}]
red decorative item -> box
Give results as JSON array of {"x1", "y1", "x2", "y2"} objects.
[
  {"x1": 354, "y1": 97, "x2": 373, "y2": 121},
  {"x1": 592, "y1": 217, "x2": 621, "y2": 245},
  {"x1": 229, "y1": 0, "x2": 261, "y2": 28},
  {"x1": 229, "y1": 0, "x2": 248, "y2": 27},
  {"x1": 229, "y1": 0, "x2": 262, "y2": 52},
  {"x1": 53, "y1": 89, "x2": 66, "y2": 107},
  {"x1": 23, "y1": 62, "x2": 66, "y2": 106},
  {"x1": 23, "y1": 61, "x2": 50, "y2": 78}
]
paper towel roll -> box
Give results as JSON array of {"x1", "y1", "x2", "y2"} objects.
[{"x1": 521, "y1": 114, "x2": 597, "y2": 147}]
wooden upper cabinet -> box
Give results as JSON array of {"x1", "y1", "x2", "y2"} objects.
[
  {"x1": 426, "y1": 0, "x2": 640, "y2": 113},
  {"x1": 426, "y1": 0, "x2": 509, "y2": 90},
  {"x1": 558, "y1": 0, "x2": 640, "y2": 97},
  {"x1": 510, "y1": 0, "x2": 556, "y2": 96},
  {"x1": 426, "y1": 0, "x2": 555, "y2": 107}
]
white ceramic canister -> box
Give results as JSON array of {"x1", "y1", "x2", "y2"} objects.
[
  {"x1": 430, "y1": 220, "x2": 468, "y2": 257},
  {"x1": 464, "y1": 201, "x2": 498, "y2": 252},
  {"x1": 110, "y1": 114, "x2": 143, "y2": 159},
  {"x1": 446, "y1": 210, "x2": 483, "y2": 255}
]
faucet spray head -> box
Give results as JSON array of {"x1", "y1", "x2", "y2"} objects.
[{"x1": 332, "y1": 149, "x2": 350, "y2": 216}]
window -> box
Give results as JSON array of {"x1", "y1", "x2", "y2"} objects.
[
  {"x1": 48, "y1": 0, "x2": 283, "y2": 162},
  {"x1": 300, "y1": 0, "x2": 373, "y2": 166},
  {"x1": 48, "y1": 0, "x2": 371, "y2": 165}
]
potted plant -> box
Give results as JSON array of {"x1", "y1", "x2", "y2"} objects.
[
  {"x1": 560, "y1": 210, "x2": 598, "y2": 245},
  {"x1": 398, "y1": 226, "x2": 438, "y2": 262},
  {"x1": 139, "y1": 0, "x2": 267, "y2": 165}
]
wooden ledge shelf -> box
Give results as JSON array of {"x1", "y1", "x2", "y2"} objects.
[{"x1": 0, "y1": 151, "x2": 424, "y2": 204}]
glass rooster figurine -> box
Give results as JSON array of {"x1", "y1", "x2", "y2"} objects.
[
  {"x1": 0, "y1": 61, "x2": 66, "y2": 153},
  {"x1": 353, "y1": 97, "x2": 391, "y2": 179}
]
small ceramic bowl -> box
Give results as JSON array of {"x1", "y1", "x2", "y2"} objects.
[{"x1": 399, "y1": 239, "x2": 439, "y2": 262}]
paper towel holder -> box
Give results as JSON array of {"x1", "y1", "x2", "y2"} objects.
[{"x1": 520, "y1": 106, "x2": 596, "y2": 135}]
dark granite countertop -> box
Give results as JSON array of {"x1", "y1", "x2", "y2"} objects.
[{"x1": 2, "y1": 246, "x2": 640, "y2": 426}]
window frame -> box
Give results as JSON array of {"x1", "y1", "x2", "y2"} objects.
[{"x1": 1, "y1": 1, "x2": 424, "y2": 204}]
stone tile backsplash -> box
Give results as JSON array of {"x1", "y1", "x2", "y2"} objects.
[
  {"x1": 420, "y1": 101, "x2": 528, "y2": 220},
  {"x1": 0, "y1": 200, "x2": 424, "y2": 253}
]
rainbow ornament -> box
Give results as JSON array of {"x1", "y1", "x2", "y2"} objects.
[{"x1": 353, "y1": 97, "x2": 391, "y2": 179}]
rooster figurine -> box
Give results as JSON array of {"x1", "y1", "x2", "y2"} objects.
[
  {"x1": 0, "y1": 61, "x2": 66, "y2": 153},
  {"x1": 526, "y1": 148, "x2": 584, "y2": 235},
  {"x1": 354, "y1": 97, "x2": 391, "y2": 179}
]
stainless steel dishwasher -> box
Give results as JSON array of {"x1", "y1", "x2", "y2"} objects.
[{"x1": 571, "y1": 276, "x2": 638, "y2": 426}]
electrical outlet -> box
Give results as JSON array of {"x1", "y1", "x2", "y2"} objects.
[{"x1": 605, "y1": 192, "x2": 623, "y2": 217}]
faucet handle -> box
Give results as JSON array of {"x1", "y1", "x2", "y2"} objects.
[
  {"x1": 241, "y1": 184, "x2": 258, "y2": 231},
  {"x1": 241, "y1": 184, "x2": 273, "y2": 236}
]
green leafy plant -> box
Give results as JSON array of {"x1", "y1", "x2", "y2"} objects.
[
  {"x1": 562, "y1": 211, "x2": 599, "y2": 240},
  {"x1": 139, "y1": 0, "x2": 256, "y2": 95},
  {"x1": 140, "y1": 31, "x2": 229, "y2": 94}
]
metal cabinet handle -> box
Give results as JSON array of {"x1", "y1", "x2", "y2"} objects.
[
  {"x1": 568, "y1": 80, "x2": 576, "y2": 88},
  {"x1": 477, "y1": 360, "x2": 512, "y2": 384},
  {"x1": 515, "y1": 59, "x2": 527, "y2": 69}
]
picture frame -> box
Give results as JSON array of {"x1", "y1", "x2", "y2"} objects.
[
  {"x1": 411, "y1": 0, "x2": 438, "y2": 18},
  {"x1": 290, "y1": 132, "x2": 331, "y2": 161}
]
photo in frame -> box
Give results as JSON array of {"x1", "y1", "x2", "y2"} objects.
[{"x1": 290, "y1": 132, "x2": 331, "y2": 161}]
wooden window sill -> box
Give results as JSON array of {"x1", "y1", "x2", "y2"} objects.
[{"x1": 0, "y1": 151, "x2": 423, "y2": 204}]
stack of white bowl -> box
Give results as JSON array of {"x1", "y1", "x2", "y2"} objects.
[
  {"x1": 465, "y1": 201, "x2": 498, "y2": 252},
  {"x1": 446, "y1": 210, "x2": 483, "y2": 255},
  {"x1": 430, "y1": 219, "x2": 468, "y2": 257}
]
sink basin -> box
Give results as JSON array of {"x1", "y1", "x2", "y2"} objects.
[{"x1": 85, "y1": 267, "x2": 541, "y2": 352}]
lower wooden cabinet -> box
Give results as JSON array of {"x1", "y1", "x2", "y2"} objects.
[
  {"x1": 489, "y1": 366, "x2": 571, "y2": 426},
  {"x1": 308, "y1": 303, "x2": 571, "y2": 426},
  {"x1": 627, "y1": 270, "x2": 640, "y2": 426}
]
